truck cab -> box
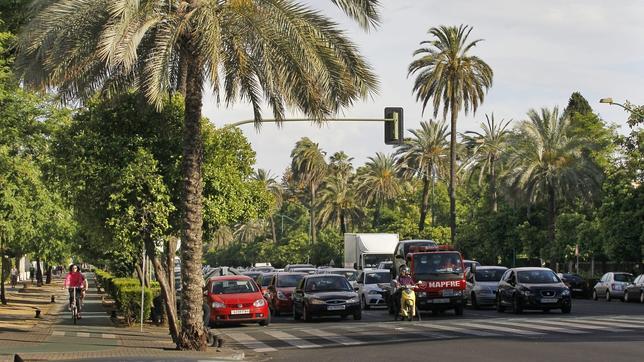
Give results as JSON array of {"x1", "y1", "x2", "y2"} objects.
[{"x1": 407, "y1": 245, "x2": 465, "y2": 316}]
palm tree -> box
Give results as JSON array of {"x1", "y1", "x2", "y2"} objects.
[
  {"x1": 357, "y1": 153, "x2": 402, "y2": 227},
  {"x1": 233, "y1": 219, "x2": 268, "y2": 244},
  {"x1": 395, "y1": 119, "x2": 449, "y2": 231},
  {"x1": 252, "y1": 169, "x2": 283, "y2": 244},
  {"x1": 408, "y1": 25, "x2": 493, "y2": 243},
  {"x1": 504, "y1": 107, "x2": 602, "y2": 247},
  {"x1": 329, "y1": 151, "x2": 354, "y2": 179},
  {"x1": 291, "y1": 138, "x2": 327, "y2": 244},
  {"x1": 318, "y1": 174, "x2": 363, "y2": 234},
  {"x1": 463, "y1": 114, "x2": 511, "y2": 212},
  {"x1": 17, "y1": 0, "x2": 379, "y2": 350}
]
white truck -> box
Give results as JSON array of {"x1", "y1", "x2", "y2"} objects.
[{"x1": 344, "y1": 233, "x2": 399, "y2": 270}]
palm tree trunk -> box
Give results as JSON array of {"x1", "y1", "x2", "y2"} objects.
[
  {"x1": 419, "y1": 173, "x2": 431, "y2": 231},
  {"x1": 490, "y1": 158, "x2": 497, "y2": 212},
  {"x1": 310, "y1": 185, "x2": 317, "y2": 244},
  {"x1": 372, "y1": 201, "x2": 381, "y2": 228},
  {"x1": 449, "y1": 98, "x2": 458, "y2": 244},
  {"x1": 340, "y1": 210, "x2": 347, "y2": 235},
  {"x1": 270, "y1": 216, "x2": 278, "y2": 244},
  {"x1": 177, "y1": 53, "x2": 207, "y2": 351},
  {"x1": 548, "y1": 185, "x2": 556, "y2": 245}
]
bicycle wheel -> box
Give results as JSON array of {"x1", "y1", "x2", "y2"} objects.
[{"x1": 72, "y1": 305, "x2": 77, "y2": 325}]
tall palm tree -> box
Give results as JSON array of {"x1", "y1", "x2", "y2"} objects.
[
  {"x1": 329, "y1": 151, "x2": 354, "y2": 179},
  {"x1": 504, "y1": 107, "x2": 602, "y2": 247},
  {"x1": 317, "y1": 174, "x2": 363, "y2": 234},
  {"x1": 253, "y1": 169, "x2": 283, "y2": 244},
  {"x1": 17, "y1": 0, "x2": 379, "y2": 350},
  {"x1": 463, "y1": 114, "x2": 511, "y2": 212},
  {"x1": 408, "y1": 25, "x2": 493, "y2": 243},
  {"x1": 357, "y1": 153, "x2": 402, "y2": 227},
  {"x1": 291, "y1": 138, "x2": 327, "y2": 244},
  {"x1": 395, "y1": 119, "x2": 449, "y2": 231}
]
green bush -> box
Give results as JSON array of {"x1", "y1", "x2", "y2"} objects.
[{"x1": 118, "y1": 286, "x2": 160, "y2": 325}]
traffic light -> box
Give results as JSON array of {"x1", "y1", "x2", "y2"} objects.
[{"x1": 384, "y1": 107, "x2": 404, "y2": 145}]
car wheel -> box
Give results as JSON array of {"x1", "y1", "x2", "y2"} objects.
[
  {"x1": 592, "y1": 290, "x2": 598, "y2": 301},
  {"x1": 455, "y1": 304, "x2": 464, "y2": 316},
  {"x1": 605, "y1": 291, "x2": 611, "y2": 302},
  {"x1": 259, "y1": 313, "x2": 270, "y2": 326},
  {"x1": 512, "y1": 296, "x2": 523, "y2": 314},
  {"x1": 543, "y1": 308, "x2": 550, "y2": 313},
  {"x1": 471, "y1": 293, "x2": 479, "y2": 310},
  {"x1": 361, "y1": 295, "x2": 370, "y2": 310},
  {"x1": 624, "y1": 291, "x2": 630, "y2": 303},
  {"x1": 640, "y1": 291, "x2": 644, "y2": 304},
  {"x1": 353, "y1": 310, "x2": 362, "y2": 320},
  {"x1": 303, "y1": 305, "x2": 312, "y2": 322},
  {"x1": 562, "y1": 305, "x2": 571, "y2": 314},
  {"x1": 293, "y1": 305, "x2": 300, "y2": 320},
  {"x1": 496, "y1": 296, "x2": 505, "y2": 313}
]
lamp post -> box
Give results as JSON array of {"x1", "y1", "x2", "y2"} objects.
[{"x1": 600, "y1": 97, "x2": 644, "y2": 119}]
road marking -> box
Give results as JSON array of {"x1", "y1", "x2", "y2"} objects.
[
  {"x1": 77, "y1": 332, "x2": 90, "y2": 338},
  {"x1": 101, "y1": 333, "x2": 116, "y2": 339},
  {"x1": 488, "y1": 320, "x2": 588, "y2": 334},
  {"x1": 568, "y1": 319, "x2": 644, "y2": 329},
  {"x1": 372, "y1": 322, "x2": 450, "y2": 339},
  {"x1": 456, "y1": 321, "x2": 544, "y2": 336},
  {"x1": 605, "y1": 318, "x2": 644, "y2": 326},
  {"x1": 413, "y1": 322, "x2": 501, "y2": 337},
  {"x1": 225, "y1": 332, "x2": 277, "y2": 353},
  {"x1": 531, "y1": 319, "x2": 628, "y2": 332},
  {"x1": 52, "y1": 331, "x2": 65, "y2": 336},
  {"x1": 299, "y1": 328, "x2": 365, "y2": 346},
  {"x1": 263, "y1": 330, "x2": 321, "y2": 349}
]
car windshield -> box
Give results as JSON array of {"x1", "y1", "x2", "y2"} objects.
[
  {"x1": 403, "y1": 241, "x2": 436, "y2": 255},
  {"x1": 277, "y1": 274, "x2": 305, "y2": 288},
  {"x1": 475, "y1": 269, "x2": 506, "y2": 282},
  {"x1": 260, "y1": 274, "x2": 274, "y2": 287},
  {"x1": 413, "y1": 252, "x2": 463, "y2": 274},
  {"x1": 614, "y1": 274, "x2": 634, "y2": 282},
  {"x1": 212, "y1": 280, "x2": 259, "y2": 294},
  {"x1": 365, "y1": 272, "x2": 391, "y2": 284},
  {"x1": 305, "y1": 277, "x2": 352, "y2": 292},
  {"x1": 517, "y1": 270, "x2": 560, "y2": 284}
]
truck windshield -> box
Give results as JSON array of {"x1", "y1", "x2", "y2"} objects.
[
  {"x1": 363, "y1": 254, "x2": 393, "y2": 269},
  {"x1": 413, "y1": 252, "x2": 463, "y2": 275}
]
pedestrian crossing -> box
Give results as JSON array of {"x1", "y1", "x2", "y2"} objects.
[
  {"x1": 218, "y1": 315, "x2": 644, "y2": 353},
  {"x1": 50, "y1": 330, "x2": 117, "y2": 339}
]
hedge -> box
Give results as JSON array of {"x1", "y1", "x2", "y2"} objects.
[{"x1": 95, "y1": 269, "x2": 161, "y2": 324}]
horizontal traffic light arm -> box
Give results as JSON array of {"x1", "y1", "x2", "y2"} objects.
[{"x1": 226, "y1": 118, "x2": 395, "y2": 127}]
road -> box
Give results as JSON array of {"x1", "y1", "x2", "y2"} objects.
[{"x1": 214, "y1": 298, "x2": 644, "y2": 361}]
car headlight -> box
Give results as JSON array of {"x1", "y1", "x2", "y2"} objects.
[
  {"x1": 211, "y1": 302, "x2": 226, "y2": 309},
  {"x1": 417, "y1": 292, "x2": 427, "y2": 298},
  {"x1": 309, "y1": 298, "x2": 326, "y2": 305},
  {"x1": 346, "y1": 297, "x2": 360, "y2": 304},
  {"x1": 520, "y1": 289, "x2": 533, "y2": 296},
  {"x1": 277, "y1": 291, "x2": 288, "y2": 300},
  {"x1": 561, "y1": 289, "x2": 571, "y2": 296},
  {"x1": 253, "y1": 299, "x2": 266, "y2": 307}
]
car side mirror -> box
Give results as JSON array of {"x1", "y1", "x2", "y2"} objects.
[
  {"x1": 395, "y1": 254, "x2": 404, "y2": 260},
  {"x1": 353, "y1": 287, "x2": 359, "y2": 292}
]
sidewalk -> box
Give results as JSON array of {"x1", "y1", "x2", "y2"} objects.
[{"x1": 0, "y1": 274, "x2": 246, "y2": 361}]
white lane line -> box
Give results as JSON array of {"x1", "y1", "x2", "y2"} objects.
[
  {"x1": 489, "y1": 320, "x2": 588, "y2": 334},
  {"x1": 371, "y1": 323, "x2": 450, "y2": 339},
  {"x1": 604, "y1": 318, "x2": 644, "y2": 326},
  {"x1": 52, "y1": 331, "x2": 65, "y2": 336},
  {"x1": 531, "y1": 319, "x2": 628, "y2": 332},
  {"x1": 225, "y1": 332, "x2": 277, "y2": 353},
  {"x1": 413, "y1": 323, "x2": 501, "y2": 337},
  {"x1": 299, "y1": 328, "x2": 365, "y2": 346},
  {"x1": 101, "y1": 333, "x2": 116, "y2": 339},
  {"x1": 263, "y1": 330, "x2": 321, "y2": 349},
  {"x1": 77, "y1": 332, "x2": 90, "y2": 338},
  {"x1": 456, "y1": 321, "x2": 544, "y2": 336},
  {"x1": 569, "y1": 319, "x2": 644, "y2": 329}
]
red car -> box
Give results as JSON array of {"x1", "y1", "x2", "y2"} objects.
[
  {"x1": 204, "y1": 275, "x2": 270, "y2": 327},
  {"x1": 267, "y1": 272, "x2": 307, "y2": 316}
]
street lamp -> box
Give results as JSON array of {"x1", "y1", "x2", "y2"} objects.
[{"x1": 599, "y1": 97, "x2": 644, "y2": 118}]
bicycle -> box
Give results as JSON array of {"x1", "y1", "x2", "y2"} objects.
[{"x1": 69, "y1": 287, "x2": 82, "y2": 324}]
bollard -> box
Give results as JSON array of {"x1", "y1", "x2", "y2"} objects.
[
  {"x1": 35, "y1": 309, "x2": 41, "y2": 318},
  {"x1": 51, "y1": 295, "x2": 55, "y2": 303}
]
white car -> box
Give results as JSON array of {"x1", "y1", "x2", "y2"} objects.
[
  {"x1": 464, "y1": 266, "x2": 507, "y2": 308},
  {"x1": 355, "y1": 269, "x2": 392, "y2": 309}
]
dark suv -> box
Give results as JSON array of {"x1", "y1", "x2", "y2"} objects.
[{"x1": 292, "y1": 274, "x2": 361, "y2": 321}]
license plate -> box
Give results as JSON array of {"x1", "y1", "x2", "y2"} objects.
[
  {"x1": 327, "y1": 305, "x2": 346, "y2": 311},
  {"x1": 541, "y1": 298, "x2": 557, "y2": 303},
  {"x1": 442, "y1": 289, "x2": 454, "y2": 297},
  {"x1": 573, "y1": 288, "x2": 583, "y2": 292},
  {"x1": 432, "y1": 298, "x2": 450, "y2": 304},
  {"x1": 230, "y1": 309, "x2": 250, "y2": 315}
]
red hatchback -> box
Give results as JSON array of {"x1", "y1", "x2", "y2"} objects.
[
  {"x1": 204, "y1": 275, "x2": 270, "y2": 327},
  {"x1": 266, "y1": 272, "x2": 307, "y2": 316}
]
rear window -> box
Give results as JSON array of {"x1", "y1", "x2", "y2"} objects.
[
  {"x1": 277, "y1": 274, "x2": 305, "y2": 288},
  {"x1": 475, "y1": 269, "x2": 506, "y2": 282},
  {"x1": 212, "y1": 280, "x2": 258, "y2": 294},
  {"x1": 365, "y1": 272, "x2": 391, "y2": 284},
  {"x1": 260, "y1": 274, "x2": 274, "y2": 287},
  {"x1": 305, "y1": 277, "x2": 352, "y2": 292},
  {"x1": 517, "y1": 270, "x2": 560, "y2": 284},
  {"x1": 614, "y1": 274, "x2": 634, "y2": 283}
]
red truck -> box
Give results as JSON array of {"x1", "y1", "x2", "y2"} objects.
[{"x1": 407, "y1": 245, "x2": 466, "y2": 315}]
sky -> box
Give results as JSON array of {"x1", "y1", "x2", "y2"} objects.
[{"x1": 201, "y1": 0, "x2": 644, "y2": 176}]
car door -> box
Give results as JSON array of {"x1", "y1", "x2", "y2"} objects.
[
  {"x1": 498, "y1": 270, "x2": 512, "y2": 305},
  {"x1": 267, "y1": 275, "x2": 277, "y2": 309},
  {"x1": 597, "y1": 273, "x2": 608, "y2": 296},
  {"x1": 292, "y1": 279, "x2": 305, "y2": 313}
]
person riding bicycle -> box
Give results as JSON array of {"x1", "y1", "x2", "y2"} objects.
[{"x1": 63, "y1": 264, "x2": 86, "y2": 319}]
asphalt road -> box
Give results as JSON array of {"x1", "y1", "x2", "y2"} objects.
[{"x1": 213, "y1": 298, "x2": 644, "y2": 362}]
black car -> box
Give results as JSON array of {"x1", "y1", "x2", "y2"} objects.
[
  {"x1": 497, "y1": 267, "x2": 571, "y2": 314},
  {"x1": 292, "y1": 274, "x2": 361, "y2": 321},
  {"x1": 624, "y1": 274, "x2": 644, "y2": 303},
  {"x1": 557, "y1": 273, "x2": 589, "y2": 298}
]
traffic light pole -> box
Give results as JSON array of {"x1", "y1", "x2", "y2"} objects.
[{"x1": 227, "y1": 118, "x2": 392, "y2": 127}]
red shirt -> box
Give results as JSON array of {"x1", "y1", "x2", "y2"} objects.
[{"x1": 64, "y1": 272, "x2": 85, "y2": 288}]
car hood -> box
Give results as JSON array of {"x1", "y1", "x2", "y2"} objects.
[
  {"x1": 519, "y1": 283, "x2": 567, "y2": 290},
  {"x1": 211, "y1": 293, "x2": 262, "y2": 304},
  {"x1": 277, "y1": 287, "x2": 296, "y2": 295},
  {"x1": 475, "y1": 281, "x2": 499, "y2": 289},
  {"x1": 363, "y1": 283, "x2": 385, "y2": 292},
  {"x1": 307, "y1": 291, "x2": 357, "y2": 300}
]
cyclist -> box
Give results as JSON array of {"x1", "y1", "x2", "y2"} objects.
[{"x1": 63, "y1": 264, "x2": 86, "y2": 319}]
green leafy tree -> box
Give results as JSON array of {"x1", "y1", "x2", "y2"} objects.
[
  {"x1": 408, "y1": 25, "x2": 493, "y2": 243},
  {"x1": 395, "y1": 119, "x2": 449, "y2": 230},
  {"x1": 17, "y1": 0, "x2": 379, "y2": 349}
]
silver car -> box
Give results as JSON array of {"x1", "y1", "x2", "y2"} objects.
[
  {"x1": 355, "y1": 269, "x2": 391, "y2": 309},
  {"x1": 464, "y1": 266, "x2": 507, "y2": 308},
  {"x1": 593, "y1": 272, "x2": 634, "y2": 301}
]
